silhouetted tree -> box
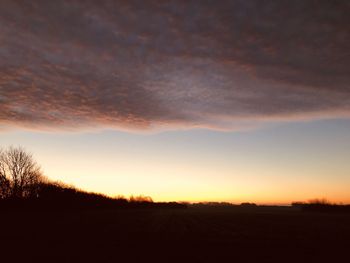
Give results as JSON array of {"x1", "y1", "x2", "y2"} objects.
[
  {"x1": 0, "y1": 146, "x2": 44, "y2": 199},
  {"x1": 0, "y1": 147, "x2": 185, "y2": 211}
]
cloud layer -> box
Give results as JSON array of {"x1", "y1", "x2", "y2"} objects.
[{"x1": 0, "y1": 0, "x2": 349, "y2": 131}]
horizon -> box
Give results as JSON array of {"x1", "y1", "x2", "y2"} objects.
[
  {"x1": 2, "y1": 120, "x2": 350, "y2": 205},
  {"x1": 1, "y1": 1, "x2": 350, "y2": 205}
]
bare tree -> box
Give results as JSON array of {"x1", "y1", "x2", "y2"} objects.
[
  {"x1": 0, "y1": 149, "x2": 11, "y2": 198},
  {"x1": 0, "y1": 146, "x2": 44, "y2": 199}
]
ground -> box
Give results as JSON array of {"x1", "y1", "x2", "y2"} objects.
[{"x1": 0, "y1": 206, "x2": 349, "y2": 262}]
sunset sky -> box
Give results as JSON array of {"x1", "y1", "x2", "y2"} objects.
[{"x1": 0, "y1": 1, "x2": 349, "y2": 204}]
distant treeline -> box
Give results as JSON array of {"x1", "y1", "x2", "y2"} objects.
[
  {"x1": 292, "y1": 199, "x2": 350, "y2": 213},
  {"x1": 0, "y1": 181, "x2": 187, "y2": 210},
  {"x1": 191, "y1": 202, "x2": 257, "y2": 208}
]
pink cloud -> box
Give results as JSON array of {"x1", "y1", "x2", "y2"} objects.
[{"x1": 0, "y1": 1, "x2": 349, "y2": 132}]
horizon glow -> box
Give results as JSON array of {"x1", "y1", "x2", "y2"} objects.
[{"x1": 1, "y1": 119, "x2": 350, "y2": 204}]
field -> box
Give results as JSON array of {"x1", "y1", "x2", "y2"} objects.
[{"x1": 1, "y1": 206, "x2": 349, "y2": 262}]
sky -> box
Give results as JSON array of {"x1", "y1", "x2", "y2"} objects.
[{"x1": 0, "y1": 1, "x2": 349, "y2": 204}]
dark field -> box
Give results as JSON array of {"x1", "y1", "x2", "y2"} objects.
[{"x1": 1, "y1": 206, "x2": 349, "y2": 263}]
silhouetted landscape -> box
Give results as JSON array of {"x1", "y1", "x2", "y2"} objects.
[
  {"x1": 1, "y1": 147, "x2": 349, "y2": 262},
  {"x1": 1, "y1": 1, "x2": 350, "y2": 262},
  {"x1": 1, "y1": 201, "x2": 350, "y2": 262}
]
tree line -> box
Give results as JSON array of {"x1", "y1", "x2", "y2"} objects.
[{"x1": 0, "y1": 146, "x2": 186, "y2": 210}]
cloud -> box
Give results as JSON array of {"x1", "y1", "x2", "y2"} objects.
[{"x1": 0, "y1": 0, "x2": 349, "y2": 131}]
